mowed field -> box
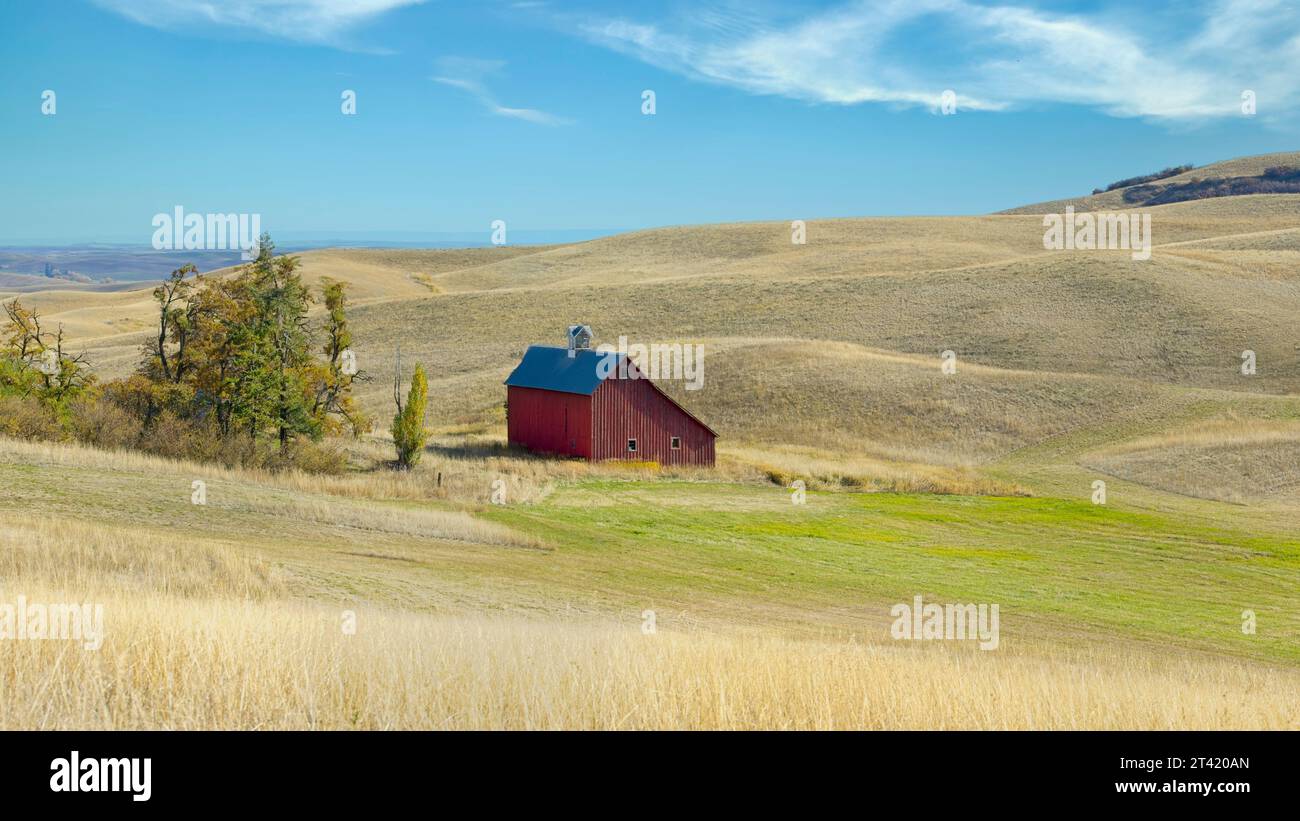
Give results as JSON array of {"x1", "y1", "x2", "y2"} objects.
[{"x1": 3, "y1": 154, "x2": 1300, "y2": 728}]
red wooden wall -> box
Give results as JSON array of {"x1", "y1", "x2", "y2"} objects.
[
  {"x1": 506, "y1": 386, "x2": 592, "y2": 458},
  {"x1": 590, "y1": 376, "x2": 715, "y2": 466}
]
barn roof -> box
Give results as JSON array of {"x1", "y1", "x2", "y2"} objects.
[{"x1": 504, "y1": 346, "x2": 624, "y2": 396}]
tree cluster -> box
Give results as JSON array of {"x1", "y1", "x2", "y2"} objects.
[{"x1": 1, "y1": 234, "x2": 374, "y2": 472}]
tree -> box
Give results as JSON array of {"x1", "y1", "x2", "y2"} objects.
[
  {"x1": 391, "y1": 361, "x2": 427, "y2": 469},
  {"x1": 183, "y1": 271, "x2": 255, "y2": 436},
  {"x1": 2, "y1": 298, "x2": 91, "y2": 404},
  {"x1": 246, "y1": 235, "x2": 317, "y2": 453},
  {"x1": 1, "y1": 299, "x2": 48, "y2": 398},
  {"x1": 146, "y1": 264, "x2": 197, "y2": 383},
  {"x1": 309, "y1": 278, "x2": 371, "y2": 437}
]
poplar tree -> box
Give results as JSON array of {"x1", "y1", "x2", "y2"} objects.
[{"x1": 391, "y1": 362, "x2": 427, "y2": 469}]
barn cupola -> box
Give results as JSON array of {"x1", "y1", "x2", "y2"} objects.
[{"x1": 567, "y1": 324, "x2": 593, "y2": 358}]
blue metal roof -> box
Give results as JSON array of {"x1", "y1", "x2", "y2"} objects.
[{"x1": 504, "y1": 345, "x2": 626, "y2": 396}]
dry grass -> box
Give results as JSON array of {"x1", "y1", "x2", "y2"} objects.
[
  {"x1": 2, "y1": 455, "x2": 1298, "y2": 730},
  {"x1": 1091, "y1": 417, "x2": 1300, "y2": 452},
  {"x1": 723, "y1": 443, "x2": 1028, "y2": 495},
  {"x1": 1084, "y1": 419, "x2": 1300, "y2": 503},
  {"x1": 0, "y1": 435, "x2": 551, "y2": 506},
  {"x1": 6, "y1": 172, "x2": 1300, "y2": 729},
  {"x1": 0, "y1": 437, "x2": 547, "y2": 553},
  {"x1": 2, "y1": 589, "x2": 1296, "y2": 730},
  {"x1": 33, "y1": 195, "x2": 1300, "y2": 405},
  {"x1": 0, "y1": 434, "x2": 737, "y2": 509},
  {"x1": 13, "y1": 196, "x2": 1300, "y2": 499},
  {"x1": 267, "y1": 497, "x2": 542, "y2": 549},
  {"x1": 0, "y1": 516, "x2": 283, "y2": 599}
]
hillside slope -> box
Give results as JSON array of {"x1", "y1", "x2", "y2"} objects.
[
  {"x1": 6, "y1": 161, "x2": 1300, "y2": 728},
  {"x1": 9, "y1": 174, "x2": 1300, "y2": 507},
  {"x1": 1000, "y1": 151, "x2": 1300, "y2": 214}
]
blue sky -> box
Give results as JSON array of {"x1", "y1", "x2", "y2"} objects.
[{"x1": 1, "y1": 0, "x2": 1296, "y2": 244}]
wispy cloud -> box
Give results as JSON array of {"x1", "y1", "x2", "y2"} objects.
[
  {"x1": 569, "y1": 0, "x2": 1300, "y2": 121},
  {"x1": 92, "y1": 0, "x2": 424, "y2": 47},
  {"x1": 432, "y1": 57, "x2": 570, "y2": 125}
]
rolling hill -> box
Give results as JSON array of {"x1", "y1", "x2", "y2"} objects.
[
  {"x1": 1000, "y1": 150, "x2": 1300, "y2": 214},
  {"x1": 25, "y1": 189, "x2": 1300, "y2": 468},
  {"x1": 4, "y1": 155, "x2": 1300, "y2": 728}
]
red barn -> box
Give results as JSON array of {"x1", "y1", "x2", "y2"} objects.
[{"x1": 504, "y1": 330, "x2": 716, "y2": 466}]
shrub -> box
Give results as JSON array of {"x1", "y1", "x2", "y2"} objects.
[
  {"x1": 1101, "y1": 164, "x2": 1194, "y2": 192},
  {"x1": 1122, "y1": 168, "x2": 1300, "y2": 206},
  {"x1": 0, "y1": 395, "x2": 63, "y2": 441},
  {"x1": 68, "y1": 394, "x2": 142, "y2": 450},
  {"x1": 274, "y1": 440, "x2": 347, "y2": 475}
]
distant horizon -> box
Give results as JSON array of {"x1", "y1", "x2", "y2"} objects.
[
  {"x1": 0, "y1": 228, "x2": 625, "y2": 249},
  {"x1": 0, "y1": 228, "x2": 627, "y2": 281}
]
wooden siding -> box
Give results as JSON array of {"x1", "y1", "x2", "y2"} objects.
[
  {"x1": 590, "y1": 376, "x2": 715, "y2": 466},
  {"x1": 506, "y1": 385, "x2": 593, "y2": 458}
]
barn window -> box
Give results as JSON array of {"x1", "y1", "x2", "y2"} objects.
[
  {"x1": 627, "y1": 438, "x2": 637, "y2": 452},
  {"x1": 671, "y1": 437, "x2": 681, "y2": 450}
]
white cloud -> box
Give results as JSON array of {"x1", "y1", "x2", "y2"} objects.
[
  {"x1": 92, "y1": 0, "x2": 424, "y2": 46},
  {"x1": 432, "y1": 57, "x2": 570, "y2": 125},
  {"x1": 570, "y1": 0, "x2": 1300, "y2": 121}
]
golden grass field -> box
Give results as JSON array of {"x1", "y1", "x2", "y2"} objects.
[
  {"x1": 10, "y1": 594, "x2": 1299, "y2": 730},
  {"x1": 4, "y1": 436, "x2": 1298, "y2": 729},
  {"x1": 3, "y1": 152, "x2": 1300, "y2": 729}
]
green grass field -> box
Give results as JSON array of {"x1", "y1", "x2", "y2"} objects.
[{"x1": 5, "y1": 437, "x2": 1296, "y2": 665}]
